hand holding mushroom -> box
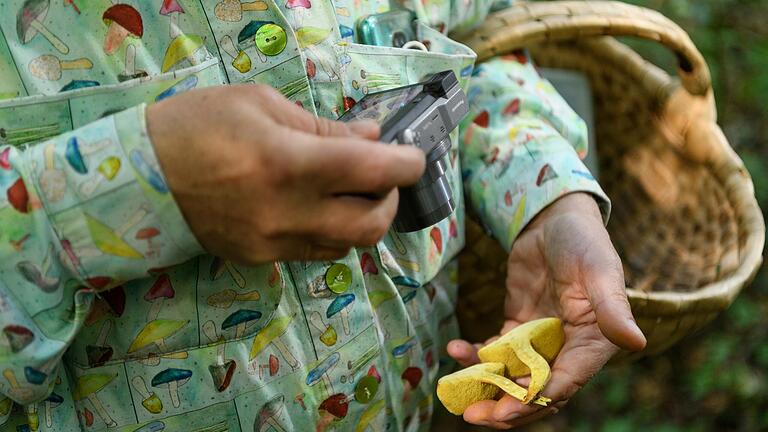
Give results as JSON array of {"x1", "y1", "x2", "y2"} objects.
[
  {"x1": 446, "y1": 193, "x2": 647, "y2": 429},
  {"x1": 146, "y1": 84, "x2": 426, "y2": 264}
]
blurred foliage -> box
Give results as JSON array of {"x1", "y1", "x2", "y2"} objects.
[{"x1": 518, "y1": 1, "x2": 768, "y2": 431}]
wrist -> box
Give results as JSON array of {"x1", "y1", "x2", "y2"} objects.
[{"x1": 527, "y1": 192, "x2": 602, "y2": 231}]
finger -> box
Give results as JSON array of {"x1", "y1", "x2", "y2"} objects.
[
  {"x1": 301, "y1": 243, "x2": 351, "y2": 262},
  {"x1": 446, "y1": 340, "x2": 481, "y2": 367},
  {"x1": 311, "y1": 190, "x2": 399, "y2": 247},
  {"x1": 298, "y1": 134, "x2": 426, "y2": 194},
  {"x1": 504, "y1": 406, "x2": 559, "y2": 429},
  {"x1": 258, "y1": 86, "x2": 380, "y2": 139},
  {"x1": 582, "y1": 243, "x2": 647, "y2": 352}
]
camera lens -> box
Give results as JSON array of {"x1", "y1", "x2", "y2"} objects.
[{"x1": 392, "y1": 31, "x2": 407, "y2": 48}]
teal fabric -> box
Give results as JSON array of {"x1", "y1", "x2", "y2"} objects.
[{"x1": 0, "y1": 1, "x2": 608, "y2": 430}]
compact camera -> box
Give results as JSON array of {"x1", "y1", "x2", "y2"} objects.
[{"x1": 339, "y1": 71, "x2": 469, "y2": 232}]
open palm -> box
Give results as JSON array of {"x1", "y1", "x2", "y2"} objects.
[{"x1": 448, "y1": 193, "x2": 647, "y2": 429}]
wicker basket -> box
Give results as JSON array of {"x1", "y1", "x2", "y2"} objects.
[{"x1": 452, "y1": 1, "x2": 765, "y2": 361}]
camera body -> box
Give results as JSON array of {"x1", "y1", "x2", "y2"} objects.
[{"x1": 339, "y1": 71, "x2": 469, "y2": 232}]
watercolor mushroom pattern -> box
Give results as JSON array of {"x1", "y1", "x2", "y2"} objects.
[{"x1": 0, "y1": 0, "x2": 606, "y2": 430}]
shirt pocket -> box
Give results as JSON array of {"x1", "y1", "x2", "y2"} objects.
[{"x1": 335, "y1": 24, "x2": 475, "y2": 284}]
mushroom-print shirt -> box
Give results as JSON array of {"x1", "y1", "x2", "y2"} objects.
[{"x1": 0, "y1": 0, "x2": 609, "y2": 431}]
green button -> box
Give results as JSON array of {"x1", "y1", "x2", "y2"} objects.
[
  {"x1": 354, "y1": 375, "x2": 379, "y2": 403},
  {"x1": 325, "y1": 263, "x2": 352, "y2": 294}
]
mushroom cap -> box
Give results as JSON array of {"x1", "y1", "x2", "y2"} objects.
[
  {"x1": 151, "y1": 368, "x2": 192, "y2": 387},
  {"x1": 128, "y1": 319, "x2": 188, "y2": 353},
  {"x1": 368, "y1": 289, "x2": 395, "y2": 309},
  {"x1": 97, "y1": 156, "x2": 121, "y2": 180},
  {"x1": 3, "y1": 324, "x2": 34, "y2": 352},
  {"x1": 257, "y1": 395, "x2": 286, "y2": 426},
  {"x1": 392, "y1": 337, "x2": 416, "y2": 358},
  {"x1": 136, "y1": 227, "x2": 161, "y2": 240},
  {"x1": 285, "y1": 0, "x2": 311, "y2": 9},
  {"x1": 249, "y1": 314, "x2": 293, "y2": 360},
  {"x1": 208, "y1": 359, "x2": 236, "y2": 392},
  {"x1": 222, "y1": 309, "x2": 262, "y2": 331},
  {"x1": 156, "y1": 75, "x2": 199, "y2": 103},
  {"x1": 430, "y1": 227, "x2": 443, "y2": 254},
  {"x1": 102, "y1": 4, "x2": 144, "y2": 37},
  {"x1": 161, "y1": 34, "x2": 205, "y2": 72},
  {"x1": 319, "y1": 393, "x2": 348, "y2": 418},
  {"x1": 24, "y1": 366, "x2": 47, "y2": 385},
  {"x1": 72, "y1": 373, "x2": 117, "y2": 401},
  {"x1": 45, "y1": 392, "x2": 64, "y2": 406},
  {"x1": 60, "y1": 80, "x2": 100, "y2": 92},
  {"x1": 339, "y1": 24, "x2": 353, "y2": 39},
  {"x1": 100, "y1": 284, "x2": 126, "y2": 316},
  {"x1": 16, "y1": 0, "x2": 48, "y2": 42},
  {"x1": 129, "y1": 148, "x2": 170, "y2": 193},
  {"x1": 134, "y1": 421, "x2": 166, "y2": 432},
  {"x1": 144, "y1": 274, "x2": 174, "y2": 301},
  {"x1": 326, "y1": 293, "x2": 355, "y2": 319},
  {"x1": 159, "y1": 0, "x2": 185, "y2": 15},
  {"x1": 269, "y1": 354, "x2": 279, "y2": 375},
  {"x1": 401, "y1": 366, "x2": 423, "y2": 388},
  {"x1": 85, "y1": 213, "x2": 143, "y2": 259},
  {"x1": 359, "y1": 252, "x2": 378, "y2": 275},
  {"x1": 391, "y1": 275, "x2": 420, "y2": 288},
  {"x1": 65, "y1": 137, "x2": 87, "y2": 174},
  {"x1": 401, "y1": 289, "x2": 417, "y2": 304},
  {"x1": 237, "y1": 21, "x2": 274, "y2": 45},
  {"x1": 0, "y1": 147, "x2": 11, "y2": 170},
  {"x1": 7, "y1": 178, "x2": 29, "y2": 213},
  {"x1": 295, "y1": 27, "x2": 331, "y2": 49},
  {"x1": 306, "y1": 352, "x2": 339, "y2": 386}
]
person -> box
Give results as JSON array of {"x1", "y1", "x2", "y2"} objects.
[{"x1": 0, "y1": 0, "x2": 646, "y2": 430}]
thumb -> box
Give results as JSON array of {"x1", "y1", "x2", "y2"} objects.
[{"x1": 583, "y1": 244, "x2": 647, "y2": 352}]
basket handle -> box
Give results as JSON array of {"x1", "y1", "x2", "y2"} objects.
[{"x1": 453, "y1": 0, "x2": 711, "y2": 96}]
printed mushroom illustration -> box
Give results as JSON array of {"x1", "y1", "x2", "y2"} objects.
[
  {"x1": 308, "y1": 311, "x2": 336, "y2": 347},
  {"x1": 78, "y1": 155, "x2": 121, "y2": 197},
  {"x1": 28, "y1": 54, "x2": 93, "y2": 81},
  {"x1": 318, "y1": 393, "x2": 348, "y2": 427},
  {"x1": 237, "y1": 21, "x2": 287, "y2": 63},
  {"x1": 285, "y1": 0, "x2": 311, "y2": 26},
  {"x1": 85, "y1": 207, "x2": 147, "y2": 259},
  {"x1": 359, "y1": 252, "x2": 378, "y2": 276},
  {"x1": 102, "y1": 4, "x2": 143, "y2": 55},
  {"x1": 39, "y1": 142, "x2": 66, "y2": 202},
  {"x1": 72, "y1": 373, "x2": 118, "y2": 428},
  {"x1": 24, "y1": 365, "x2": 47, "y2": 385},
  {"x1": 129, "y1": 148, "x2": 169, "y2": 192},
  {"x1": 255, "y1": 395, "x2": 287, "y2": 432},
  {"x1": 209, "y1": 257, "x2": 246, "y2": 288},
  {"x1": 340, "y1": 344, "x2": 378, "y2": 384},
  {"x1": 44, "y1": 392, "x2": 63, "y2": 428},
  {"x1": 60, "y1": 79, "x2": 100, "y2": 92},
  {"x1": 159, "y1": 0, "x2": 185, "y2": 38},
  {"x1": 201, "y1": 320, "x2": 236, "y2": 392},
  {"x1": 306, "y1": 352, "x2": 339, "y2": 399},
  {"x1": 3, "y1": 325, "x2": 34, "y2": 353},
  {"x1": 215, "y1": 0, "x2": 268, "y2": 22},
  {"x1": 151, "y1": 368, "x2": 192, "y2": 408},
  {"x1": 118, "y1": 44, "x2": 148, "y2": 82},
  {"x1": 257, "y1": 354, "x2": 279, "y2": 379},
  {"x1": 6, "y1": 178, "x2": 29, "y2": 213},
  {"x1": 136, "y1": 227, "x2": 162, "y2": 258},
  {"x1": 64, "y1": 136, "x2": 110, "y2": 175},
  {"x1": 144, "y1": 274, "x2": 174, "y2": 321},
  {"x1": 368, "y1": 289, "x2": 395, "y2": 311},
  {"x1": 392, "y1": 337, "x2": 417, "y2": 359},
  {"x1": 131, "y1": 375, "x2": 163, "y2": 414},
  {"x1": 85, "y1": 319, "x2": 114, "y2": 367},
  {"x1": 206, "y1": 288, "x2": 260, "y2": 309},
  {"x1": 326, "y1": 293, "x2": 354, "y2": 336},
  {"x1": 355, "y1": 399, "x2": 385, "y2": 432},
  {"x1": 0, "y1": 397, "x2": 12, "y2": 422},
  {"x1": 0, "y1": 147, "x2": 10, "y2": 170},
  {"x1": 16, "y1": 243, "x2": 59, "y2": 292},
  {"x1": 128, "y1": 318, "x2": 188, "y2": 355},
  {"x1": 1, "y1": 123, "x2": 59, "y2": 147},
  {"x1": 218, "y1": 35, "x2": 252, "y2": 73},
  {"x1": 295, "y1": 27, "x2": 335, "y2": 79},
  {"x1": 249, "y1": 314, "x2": 299, "y2": 371},
  {"x1": 134, "y1": 421, "x2": 166, "y2": 432},
  {"x1": 401, "y1": 366, "x2": 423, "y2": 399},
  {"x1": 3, "y1": 368, "x2": 33, "y2": 401},
  {"x1": 161, "y1": 34, "x2": 207, "y2": 72},
  {"x1": 401, "y1": 288, "x2": 420, "y2": 320},
  {"x1": 26, "y1": 402, "x2": 40, "y2": 431},
  {"x1": 17, "y1": 0, "x2": 70, "y2": 54},
  {"x1": 221, "y1": 309, "x2": 262, "y2": 338}
]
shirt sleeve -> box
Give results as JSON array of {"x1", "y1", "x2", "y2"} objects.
[
  {"x1": 460, "y1": 54, "x2": 611, "y2": 251},
  {"x1": 0, "y1": 104, "x2": 202, "y2": 404}
]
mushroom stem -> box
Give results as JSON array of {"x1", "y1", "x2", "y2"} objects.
[
  {"x1": 169, "y1": 13, "x2": 181, "y2": 39},
  {"x1": 123, "y1": 44, "x2": 136, "y2": 76},
  {"x1": 168, "y1": 379, "x2": 180, "y2": 408},
  {"x1": 96, "y1": 319, "x2": 112, "y2": 346},
  {"x1": 147, "y1": 300, "x2": 163, "y2": 322},
  {"x1": 340, "y1": 309, "x2": 350, "y2": 335},
  {"x1": 116, "y1": 206, "x2": 149, "y2": 238},
  {"x1": 131, "y1": 376, "x2": 151, "y2": 399},
  {"x1": 219, "y1": 36, "x2": 238, "y2": 59},
  {"x1": 60, "y1": 58, "x2": 94, "y2": 71},
  {"x1": 30, "y1": 19, "x2": 69, "y2": 54},
  {"x1": 225, "y1": 261, "x2": 246, "y2": 288},
  {"x1": 390, "y1": 231, "x2": 407, "y2": 254},
  {"x1": 87, "y1": 393, "x2": 117, "y2": 427},
  {"x1": 104, "y1": 23, "x2": 129, "y2": 55},
  {"x1": 26, "y1": 404, "x2": 39, "y2": 431},
  {"x1": 395, "y1": 257, "x2": 420, "y2": 272},
  {"x1": 45, "y1": 400, "x2": 53, "y2": 427},
  {"x1": 271, "y1": 339, "x2": 298, "y2": 370}
]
